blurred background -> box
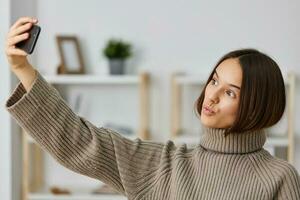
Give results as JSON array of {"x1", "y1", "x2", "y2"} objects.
[{"x1": 1, "y1": 0, "x2": 300, "y2": 200}]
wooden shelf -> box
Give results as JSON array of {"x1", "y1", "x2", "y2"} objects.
[
  {"x1": 174, "y1": 75, "x2": 207, "y2": 85},
  {"x1": 265, "y1": 136, "x2": 289, "y2": 147},
  {"x1": 172, "y1": 132, "x2": 289, "y2": 147},
  {"x1": 44, "y1": 74, "x2": 143, "y2": 85},
  {"x1": 173, "y1": 73, "x2": 291, "y2": 86}
]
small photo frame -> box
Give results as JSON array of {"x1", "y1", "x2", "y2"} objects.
[{"x1": 56, "y1": 35, "x2": 85, "y2": 74}]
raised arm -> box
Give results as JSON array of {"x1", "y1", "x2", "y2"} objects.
[{"x1": 5, "y1": 17, "x2": 177, "y2": 198}]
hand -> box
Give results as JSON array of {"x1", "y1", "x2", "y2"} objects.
[{"x1": 5, "y1": 17, "x2": 38, "y2": 71}]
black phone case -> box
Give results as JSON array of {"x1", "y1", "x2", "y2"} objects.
[{"x1": 16, "y1": 25, "x2": 41, "y2": 54}]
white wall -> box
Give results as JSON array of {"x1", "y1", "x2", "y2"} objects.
[
  {"x1": 36, "y1": 0, "x2": 300, "y2": 74},
  {"x1": 0, "y1": 0, "x2": 37, "y2": 199},
  {"x1": 0, "y1": 0, "x2": 12, "y2": 199},
  {"x1": 5, "y1": 0, "x2": 300, "y2": 195},
  {"x1": 10, "y1": 1, "x2": 37, "y2": 198}
]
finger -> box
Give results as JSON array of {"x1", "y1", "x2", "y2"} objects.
[
  {"x1": 6, "y1": 48, "x2": 28, "y2": 56},
  {"x1": 9, "y1": 23, "x2": 33, "y2": 37},
  {"x1": 11, "y1": 17, "x2": 37, "y2": 30},
  {"x1": 7, "y1": 33, "x2": 29, "y2": 47},
  {"x1": 10, "y1": 17, "x2": 37, "y2": 30}
]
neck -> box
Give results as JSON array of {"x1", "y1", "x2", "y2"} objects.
[{"x1": 199, "y1": 126, "x2": 266, "y2": 154}]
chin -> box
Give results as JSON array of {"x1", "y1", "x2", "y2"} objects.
[
  {"x1": 200, "y1": 116, "x2": 216, "y2": 127},
  {"x1": 200, "y1": 117, "x2": 226, "y2": 129}
]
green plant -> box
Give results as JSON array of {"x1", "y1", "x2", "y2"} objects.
[{"x1": 103, "y1": 39, "x2": 132, "y2": 60}]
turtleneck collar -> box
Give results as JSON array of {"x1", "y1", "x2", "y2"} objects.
[{"x1": 199, "y1": 126, "x2": 266, "y2": 154}]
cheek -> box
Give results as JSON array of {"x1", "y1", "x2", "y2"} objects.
[
  {"x1": 204, "y1": 85, "x2": 212, "y2": 97},
  {"x1": 218, "y1": 99, "x2": 239, "y2": 125},
  {"x1": 220, "y1": 100, "x2": 239, "y2": 115}
]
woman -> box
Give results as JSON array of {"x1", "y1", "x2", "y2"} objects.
[{"x1": 5, "y1": 17, "x2": 300, "y2": 200}]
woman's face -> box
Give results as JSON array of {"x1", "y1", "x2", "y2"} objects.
[{"x1": 201, "y1": 58, "x2": 242, "y2": 129}]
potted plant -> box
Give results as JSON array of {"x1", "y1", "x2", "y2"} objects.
[{"x1": 103, "y1": 38, "x2": 132, "y2": 75}]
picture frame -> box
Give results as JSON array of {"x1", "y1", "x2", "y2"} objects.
[{"x1": 56, "y1": 35, "x2": 85, "y2": 74}]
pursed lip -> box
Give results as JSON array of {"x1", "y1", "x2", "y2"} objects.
[{"x1": 203, "y1": 105, "x2": 216, "y2": 114}]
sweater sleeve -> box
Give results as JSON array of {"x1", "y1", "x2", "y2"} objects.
[
  {"x1": 276, "y1": 164, "x2": 300, "y2": 200},
  {"x1": 6, "y1": 71, "x2": 176, "y2": 198}
]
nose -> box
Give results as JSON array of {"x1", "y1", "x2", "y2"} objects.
[{"x1": 208, "y1": 90, "x2": 219, "y2": 105}]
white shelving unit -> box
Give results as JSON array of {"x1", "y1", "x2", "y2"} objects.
[
  {"x1": 22, "y1": 72, "x2": 151, "y2": 200},
  {"x1": 170, "y1": 72, "x2": 296, "y2": 163},
  {"x1": 44, "y1": 75, "x2": 141, "y2": 85}
]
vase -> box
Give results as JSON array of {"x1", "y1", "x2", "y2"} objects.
[{"x1": 109, "y1": 59, "x2": 125, "y2": 75}]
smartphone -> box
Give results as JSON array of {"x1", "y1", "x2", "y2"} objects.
[{"x1": 16, "y1": 25, "x2": 41, "y2": 54}]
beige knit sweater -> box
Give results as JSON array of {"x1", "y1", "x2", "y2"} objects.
[{"x1": 6, "y1": 71, "x2": 300, "y2": 200}]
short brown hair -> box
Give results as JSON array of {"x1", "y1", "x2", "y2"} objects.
[{"x1": 195, "y1": 49, "x2": 286, "y2": 135}]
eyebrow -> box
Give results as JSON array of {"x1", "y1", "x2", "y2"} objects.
[{"x1": 214, "y1": 70, "x2": 241, "y2": 90}]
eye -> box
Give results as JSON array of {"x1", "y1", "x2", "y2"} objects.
[
  {"x1": 210, "y1": 78, "x2": 218, "y2": 86},
  {"x1": 226, "y1": 90, "x2": 236, "y2": 98}
]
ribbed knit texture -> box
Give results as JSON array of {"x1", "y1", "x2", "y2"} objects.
[{"x1": 6, "y1": 71, "x2": 300, "y2": 200}]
